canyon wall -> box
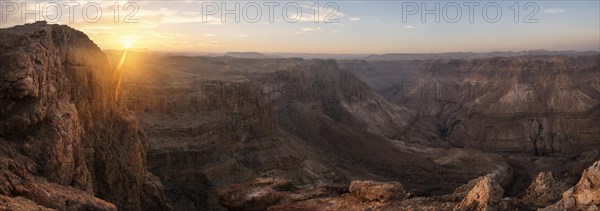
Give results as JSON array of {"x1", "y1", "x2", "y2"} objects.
[
  {"x1": 0, "y1": 22, "x2": 168, "y2": 210},
  {"x1": 341, "y1": 56, "x2": 600, "y2": 156}
]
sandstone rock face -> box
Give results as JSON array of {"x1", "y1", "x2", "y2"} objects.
[
  {"x1": 349, "y1": 180, "x2": 405, "y2": 202},
  {"x1": 543, "y1": 160, "x2": 600, "y2": 210},
  {"x1": 0, "y1": 157, "x2": 117, "y2": 210},
  {"x1": 0, "y1": 195, "x2": 54, "y2": 211},
  {"x1": 0, "y1": 22, "x2": 168, "y2": 210},
  {"x1": 454, "y1": 174, "x2": 504, "y2": 211},
  {"x1": 520, "y1": 171, "x2": 569, "y2": 207}
]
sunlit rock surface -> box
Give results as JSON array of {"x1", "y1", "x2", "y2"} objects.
[{"x1": 0, "y1": 22, "x2": 168, "y2": 210}]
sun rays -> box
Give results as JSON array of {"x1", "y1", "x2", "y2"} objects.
[{"x1": 113, "y1": 50, "x2": 128, "y2": 105}]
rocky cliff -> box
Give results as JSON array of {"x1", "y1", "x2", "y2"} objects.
[
  {"x1": 342, "y1": 56, "x2": 600, "y2": 156},
  {"x1": 0, "y1": 22, "x2": 168, "y2": 210}
]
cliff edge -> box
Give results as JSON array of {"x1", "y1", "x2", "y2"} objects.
[{"x1": 0, "y1": 22, "x2": 169, "y2": 210}]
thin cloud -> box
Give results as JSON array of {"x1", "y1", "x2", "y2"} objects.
[
  {"x1": 404, "y1": 26, "x2": 414, "y2": 29},
  {"x1": 543, "y1": 8, "x2": 566, "y2": 14},
  {"x1": 204, "y1": 33, "x2": 216, "y2": 37},
  {"x1": 297, "y1": 27, "x2": 322, "y2": 35},
  {"x1": 136, "y1": 7, "x2": 221, "y2": 25},
  {"x1": 302, "y1": 27, "x2": 322, "y2": 32},
  {"x1": 349, "y1": 17, "x2": 361, "y2": 21},
  {"x1": 235, "y1": 34, "x2": 248, "y2": 38}
]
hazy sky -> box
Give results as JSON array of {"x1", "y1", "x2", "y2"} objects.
[{"x1": 1, "y1": 1, "x2": 599, "y2": 53}]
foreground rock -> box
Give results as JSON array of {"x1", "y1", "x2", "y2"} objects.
[
  {"x1": 0, "y1": 22, "x2": 168, "y2": 210},
  {"x1": 0, "y1": 195, "x2": 53, "y2": 211},
  {"x1": 543, "y1": 160, "x2": 600, "y2": 210},
  {"x1": 454, "y1": 174, "x2": 504, "y2": 211},
  {"x1": 520, "y1": 171, "x2": 570, "y2": 207},
  {"x1": 219, "y1": 178, "x2": 406, "y2": 210},
  {"x1": 218, "y1": 178, "x2": 347, "y2": 210},
  {"x1": 349, "y1": 180, "x2": 405, "y2": 202},
  {"x1": 219, "y1": 176, "x2": 507, "y2": 210}
]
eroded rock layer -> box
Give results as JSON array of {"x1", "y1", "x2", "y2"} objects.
[
  {"x1": 0, "y1": 22, "x2": 168, "y2": 210},
  {"x1": 341, "y1": 56, "x2": 600, "y2": 155}
]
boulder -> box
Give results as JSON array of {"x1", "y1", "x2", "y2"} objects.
[
  {"x1": 349, "y1": 180, "x2": 405, "y2": 202},
  {"x1": 454, "y1": 174, "x2": 504, "y2": 211}
]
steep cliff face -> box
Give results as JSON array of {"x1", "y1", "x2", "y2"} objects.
[
  {"x1": 0, "y1": 22, "x2": 168, "y2": 210},
  {"x1": 414, "y1": 56, "x2": 600, "y2": 156},
  {"x1": 342, "y1": 56, "x2": 600, "y2": 156}
]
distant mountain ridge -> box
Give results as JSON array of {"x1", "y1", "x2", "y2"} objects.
[{"x1": 104, "y1": 49, "x2": 599, "y2": 61}]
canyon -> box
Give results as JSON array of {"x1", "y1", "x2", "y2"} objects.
[{"x1": 0, "y1": 22, "x2": 598, "y2": 210}]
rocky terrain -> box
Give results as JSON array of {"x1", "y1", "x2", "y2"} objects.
[
  {"x1": 105, "y1": 52, "x2": 518, "y2": 209},
  {"x1": 217, "y1": 160, "x2": 600, "y2": 210},
  {"x1": 108, "y1": 50, "x2": 599, "y2": 210},
  {"x1": 1, "y1": 22, "x2": 599, "y2": 210},
  {"x1": 0, "y1": 22, "x2": 168, "y2": 210}
]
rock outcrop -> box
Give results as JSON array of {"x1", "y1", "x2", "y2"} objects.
[
  {"x1": 454, "y1": 174, "x2": 504, "y2": 211},
  {"x1": 218, "y1": 176, "x2": 503, "y2": 210},
  {"x1": 0, "y1": 157, "x2": 117, "y2": 210},
  {"x1": 0, "y1": 195, "x2": 54, "y2": 211},
  {"x1": 543, "y1": 160, "x2": 600, "y2": 210},
  {"x1": 218, "y1": 178, "x2": 347, "y2": 211},
  {"x1": 0, "y1": 22, "x2": 168, "y2": 210},
  {"x1": 217, "y1": 161, "x2": 600, "y2": 210},
  {"x1": 218, "y1": 178, "x2": 293, "y2": 211},
  {"x1": 348, "y1": 180, "x2": 405, "y2": 202},
  {"x1": 520, "y1": 171, "x2": 569, "y2": 207}
]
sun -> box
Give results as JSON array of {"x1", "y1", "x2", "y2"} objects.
[{"x1": 123, "y1": 38, "x2": 135, "y2": 49}]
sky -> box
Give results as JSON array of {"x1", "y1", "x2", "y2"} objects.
[{"x1": 0, "y1": 1, "x2": 599, "y2": 54}]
